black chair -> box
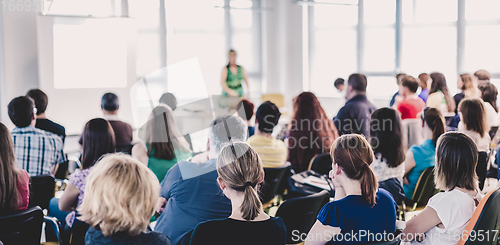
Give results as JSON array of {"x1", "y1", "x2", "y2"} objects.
[
  {"x1": 477, "y1": 152, "x2": 488, "y2": 191},
  {"x1": 276, "y1": 162, "x2": 292, "y2": 197},
  {"x1": 275, "y1": 190, "x2": 330, "y2": 244},
  {"x1": 29, "y1": 174, "x2": 56, "y2": 210},
  {"x1": 309, "y1": 153, "x2": 332, "y2": 176},
  {"x1": 0, "y1": 206, "x2": 44, "y2": 245},
  {"x1": 261, "y1": 163, "x2": 291, "y2": 205}
]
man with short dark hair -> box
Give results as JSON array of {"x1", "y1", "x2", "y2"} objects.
[
  {"x1": 333, "y1": 73, "x2": 377, "y2": 138},
  {"x1": 100, "y1": 93, "x2": 133, "y2": 147},
  {"x1": 247, "y1": 101, "x2": 287, "y2": 168},
  {"x1": 474, "y1": 69, "x2": 491, "y2": 84},
  {"x1": 394, "y1": 75, "x2": 425, "y2": 120},
  {"x1": 26, "y1": 89, "x2": 66, "y2": 143},
  {"x1": 8, "y1": 96, "x2": 66, "y2": 177}
]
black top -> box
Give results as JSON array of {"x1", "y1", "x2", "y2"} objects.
[
  {"x1": 334, "y1": 94, "x2": 377, "y2": 138},
  {"x1": 85, "y1": 227, "x2": 172, "y2": 245},
  {"x1": 454, "y1": 92, "x2": 465, "y2": 113},
  {"x1": 190, "y1": 217, "x2": 287, "y2": 245},
  {"x1": 35, "y1": 118, "x2": 66, "y2": 143}
]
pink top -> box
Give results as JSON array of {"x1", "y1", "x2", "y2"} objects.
[{"x1": 16, "y1": 170, "x2": 30, "y2": 210}]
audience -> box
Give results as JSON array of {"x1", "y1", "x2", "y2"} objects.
[
  {"x1": 369, "y1": 108, "x2": 405, "y2": 204},
  {"x1": 389, "y1": 73, "x2": 407, "y2": 106},
  {"x1": 478, "y1": 82, "x2": 500, "y2": 128},
  {"x1": 159, "y1": 92, "x2": 178, "y2": 111},
  {"x1": 306, "y1": 134, "x2": 397, "y2": 245},
  {"x1": 458, "y1": 98, "x2": 490, "y2": 190},
  {"x1": 246, "y1": 101, "x2": 287, "y2": 168},
  {"x1": 133, "y1": 105, "x2": 192, "y2": 182},
  {"x1": 334, "y1": 78, "x2": 345, "y2": 92},
  {"x1": 59, "y1": 118, "x2": 115, "y2": 228},
  {"x1": 289, "y1": 92, "x2": 338, "y2": 173},
  {"x1": 8, "y1": 96, "x2": 66, "y2": 176},
  {"x1": 154, "y1": 116, "x2": 246, "y2": 245},
  {"x1": 334, "y1": 73, "x2": 376, "y2": 137},
  {"x1": 0, "y1": 122, "x2": 29, "y2": 214},
  {"x1": 393, "y1": 75, "x2": 426, "y2": 120},
  {"x1": 78, "y1": 154, "x2": 172, "y2": 245},
  {"x1": 417, "y1": 73, "x2": 430, "y2": 102},
  {"x1": 454, "y1": 73, "x2": 480, "y2": 113},
  {"x1": 237, "y1": 99, "x2": 255, "y2": 138},
  {"x1": 190, "y1": 142, "x2": 287, "y2": 245},
  {"x1": 403, "y1": 108, "x2": 445, "y2": 199},
  {"x1": 26, "y1": 89, "x2": 66, "y2": 143},
  {"x1": 474, "y1": 69, "x2": 491, "y2": 84},
  {"x1": 402, "y1": 132, "x2": 481, "y2": 245},
  {"x1": 426, "y1": 72, "x2": 455, "y2": 114},
  {"x1": 97, "y1": 92, "x2": 133, "y2": 147}
]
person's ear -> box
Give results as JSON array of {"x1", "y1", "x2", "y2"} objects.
[
  {"x1": 336, "y1": 165, "x2": 342, "y2": 175},
  {"x1": 217, "y1": 177, "x2": 226, "y2": 191},
  {"x1": 258, "y1": 170, "x2": 265, "y2": 184}
]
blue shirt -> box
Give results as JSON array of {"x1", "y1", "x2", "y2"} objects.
[
  {"x1": 403, "y1": 139, "x2": 436, "y2": 199},
  {"x1": 317, "y1": 189, "x2": 397, "y2": 244},
  {"x1": 418, "y1": 88, "x2": 429, "y2": 103},
  {"x1": 154, "y1": 159, "x2": 232, "y2": 245},
  {"x1": 334, "y1": 95, "x2": 377, "y2": 138},
  {"x1": 389, "y1": 91, "x2": 399, "y2": 106}
]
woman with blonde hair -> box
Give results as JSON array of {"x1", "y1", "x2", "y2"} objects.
[
  {"x1": 454, "y1": 73, "x2": 480, "y2": 113},
  {"x1": 0, "y1": 122, "x2": 29, "y2": 214},
  {"x1": 190, "y1": 142, "x2": 287, "y2": 245},
  {"x1": 79, "y1": 153, "x2": 172, "y2": 244},
  {"x1": 403, "y1": 132, "x2": 481, "y2": 245},
  {"x1": 306, "y1": 134, "x2": 397, "y2": 245}
]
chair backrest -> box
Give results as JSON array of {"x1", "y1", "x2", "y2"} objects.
[
  {"x1": 0, "y1": 206, "x2": 44, "y2": 245},
  {"x1": 261, "y1": 93, "x2": 285, "y2": 108},
  {"x1": 308, "y1": 153, "x2": 332, "y2": 176},
  {"x1": 276, "y1": 162, "x2": 292, "y2": 196},
  {"x1": 412, "y1": 167, "x2": 439, "y2": 206},
  {"x1": 261, "y1": 163, "x2": 291, "y2": 204},
  {"x1": 401, "y1": 119, "x2": 424, "y2": 150},
  {"x1": 29, "y1": 174, "x2": 56, "y2": 210},
  {"x1": 458, "y1": 188, "x2": 499, "y2": 245},
  {"x1": 276, "y1": 190, "x2": 330, "y2": 244}
]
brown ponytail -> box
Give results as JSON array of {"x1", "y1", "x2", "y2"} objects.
[
  {"x1": 330, "y1": 134, "x2": 378, "y2": 207},
  {"x1": 423, "y1": 108, "x2": 446, "y2": 145},
  {"x1": 217, "y1": 142, "x2": 264, "y2": 220}
]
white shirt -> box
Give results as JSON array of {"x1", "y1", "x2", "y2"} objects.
[
  {"x1": 483, "y1": 102, "x2": 500, "y2": 128},
  {"x1": 458, "y1": 123, "x2": 491, "y2": 152},
  {"x1": 370, "y1": 154, "x2": 405, "y2": 182},
  {"x1": 412, "y1": 189, "x2": 478, "y2": 245}
]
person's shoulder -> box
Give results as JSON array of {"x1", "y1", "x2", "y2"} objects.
[
  {"x1": 33, "y1": 127, "x2": 63, "y2": 142},
  {"x1": 142, "y1": 231, "x2": 173, "y2": 245},
  {"x1": 377, "y1": 188, "x2": 395, "y2": 202},
  {"x1": 194, "y1": 218, "x2": 227, "y2": 232}
]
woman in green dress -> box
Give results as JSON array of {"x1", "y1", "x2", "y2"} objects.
[
  {"x1": 221, "y1": 49, "x2": 250, "y2": 97},
  {"x1": 132, "y1": 104, "x2": 192, "y2": 182}
]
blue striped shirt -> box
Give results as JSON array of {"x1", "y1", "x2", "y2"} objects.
[{"x1": 11, "y1": 126, "x2": 66, "y2": 177}]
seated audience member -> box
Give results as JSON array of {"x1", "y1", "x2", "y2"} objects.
[
  {"x1": 59, "y1": 118, "x2": 115, "y2": 228},
  {"x1": 305, "y1": 134, "x2": 397, "y2": 245},
  {"x1": 454, "y1": 73, "x2": 480, "y2": 113},
  {"x1": 94, "y1": 92, "x2": 133, "y2": 147},
  {"x1": 403, "y1": 108, "x2": 445, "y2": 199},
  {"x1": 458, "y1": 98, "x2": 490, "y2": 190},
  {"x1": 8, "y1": 96, "x2": 66, "y2": 176},
  {"x1": 403, "y1": 132, "x2": 482, "y2": 245},
  {"x1": 389, "y1": 73, "x2": 407, "y2": 106},
  {"x1": 475, "y1": 69, "x2": 491, "y2": 84},
  {"x1": 26, "y1": 89, "x2": 66, "y2": 143},
  {"x1": 133, "y1": 105, "x2": 192, "y2": 182},
  {"x1": 237, "y1": 99, "x2": 255, "y2": 138},
  {"x1": 289, "y1": 92, "x2": 338, "y2": 173},
  {"x1": 190, "y1": 142, "x2": 287, "y2": 245},
  {"x1": 0, "y1": 122, "x2": 29, "y2": 214},
  {"x1": 478, "y1": 82, "x2": 500, "y2": 128},
  {"x1": 369, "y1": 108, "x2": 405, "y2": 204},
  {"x1": 394, "y1": 75, "x2": 426, "y2": 120},
  {"x1": 334, "y1": 73, "x2": 376, "y2": 137},
  {"x1": 333, "y1": 78, "x2": 345, "y2": 92},
  {"x1": 154, "y1": 116, "x2": 247, "y2": 245},
  {"x1": 418, "y1": 73, "x2": 431, "y2": 103},
  {"x1": 79, "y1": 154, "x2": 172, "y2": 245},
  {"x1": 246, "y1": 101, "x2": 287, "y2": 168},
  {"x1": 159, "y1": 92, "x2": 178, "y2": 111},
  {"x1": 426, "y1": 73, "x2": 455, "y2": 114}
]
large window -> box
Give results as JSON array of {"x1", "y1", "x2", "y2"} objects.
[{"x1": 307, "y1": 0, "x2": 500, "y2": 98}]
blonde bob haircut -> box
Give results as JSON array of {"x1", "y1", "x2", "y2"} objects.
[{"x1": 78, "y1": 153, "x2": 160, "y2": 237}]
